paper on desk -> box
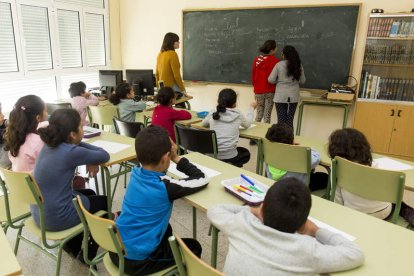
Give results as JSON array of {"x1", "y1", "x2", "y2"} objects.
[
  {"x1": 239, "y1": 124, "x2": 256, "y2": 130},
  {"x1": 309, "y1": 217, "x2": 356, "y2": 241},
  {"x1": 168, "y1": 162, "x2": 221, "y2": 178},
  {"x1": 89, "y1": 141, "x2": 131, "y2": 154},
  {"x1": 373, "y1": 157, "x2": 413, "y2": 171}
]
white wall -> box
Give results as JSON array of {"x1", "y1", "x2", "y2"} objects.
[{"x1": 115, "y1": 0, "x2": 414, "y2": 140}]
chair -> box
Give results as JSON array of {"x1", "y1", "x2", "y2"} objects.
[
  {"x1": 46, "y1": 102, "x2": 72, "y2": 114},
  {"x1": 73, "y1": 196, "x2": 176, "y2": 276},
  {"x1": 331, "y1": 156, "x2": 406, "y2": 225},
  {"x1": 174, "y1": 124, "x2": 218, "y2": 158},
  {"x1": 87, "y1": 105, "x2": 119, "y2": 131},
  {"x1": 0, "y1": 168, "x2": 106, "y2": 276},
  {"x1": 168, "y1": 235, "x2": 223, "y2": 276}
]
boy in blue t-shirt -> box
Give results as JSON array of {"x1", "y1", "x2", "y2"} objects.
[{"x1": 110, "y1": 126, "x2": 209, "y2": 275}]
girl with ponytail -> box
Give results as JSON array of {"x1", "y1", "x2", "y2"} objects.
[{"x1": 202, "y1": 88, "x2": 257, "y2": 167}]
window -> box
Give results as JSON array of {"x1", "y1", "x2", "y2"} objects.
[
  {"x1": 60, "y1": 72, "x2": 99, "y2": 96},
  {"x1": 56, "y1": 0, "x2": 104, "y2": 9},
  {"x1": 0, "y1": 2, "x2": 18, "y2": 73},
  {"x1": 57, "y1": 9, "x2": 82, "y2": 68},
  {"x1": 84, "y1": 13, "x2": 106, "y2": 67}
]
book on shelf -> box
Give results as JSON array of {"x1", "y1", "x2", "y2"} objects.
[
  {"x1": 368, "y1": 17, "x2": 414, "y2": 38},
  {"x1": 364, "y1": 44, "x2": 414, "y2": 65},
  {"x1": 359, "y1": 71, "x2": 414, "y2": 102}
]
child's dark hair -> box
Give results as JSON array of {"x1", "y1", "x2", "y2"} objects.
[
  {"x1": 265, "y1": 123, "x2": 294, "y2": 144},
  {"x1": 259, "y1": 40, "x2": 276, "y2": 54},
  {"x1": 328, "y1": 128, "x2": 372, "y2": 166},
  {"x1": 38, "y1": 109, "x2": 81, "y2": 148},
  {"x1": 135, "y1": 126, "x2": 171, "y2": 165},
  {"x1": 68, "y1": 81, "x2": 86, "y2": 98},
  {"x1": 4, "y1": 95, "x2": 45, "y2": 157},
  {"x1": 263, "y1": 177, "x2": 311, "y2": 233},
  {"x1": 212, "y1": 89, "x2": 237, "y2": 120},
  {"x1": 161, "y1": 32, "x2": 179, "y2": 52},
  {"x1": 283, "y1": 45, "x2": 302, "y2": 81},
  {"x1": 156, "y1": 87, "x2": 175, "y2": 106},
  {"x1": 109, "y1": 83, "x2": 132, "y2": 105}
]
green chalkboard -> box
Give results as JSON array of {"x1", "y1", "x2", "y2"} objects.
[{"x1": 183, "y1": 5, "x2": 360, "y2": 90}]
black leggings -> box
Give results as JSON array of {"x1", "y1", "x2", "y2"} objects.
[
  {"x1": 275, "y1": 102, "x2": 298, "y2": 129},
  {"x1": 220, "y1": 147, "x2": 251, "y2": 168},
  {"x1": 109, "y1": 224, "x2": 202, "y2": 276}
]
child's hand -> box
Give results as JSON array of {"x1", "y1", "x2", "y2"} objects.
[
  {"x1": 98, "y1": 96, "x2": 106, "y2": 101},
  {"x1": 250, "y1": 101, "x2": 258, "y2": 109},
  {"x1": 169, "y1": 138, "x2": 181, "y2": 163},
  {"x1": 83, "y1": 92, "x2": 91, "y2": 99},
  {"x1": 86, "y1": 165, "x2": 100, "y2": 177},
  {"x1": 250, "y1": 204, "x2": 263, "y2": 221},
  {"x1": 298, "y1": 219, "x2": 319, "y2": 237}
]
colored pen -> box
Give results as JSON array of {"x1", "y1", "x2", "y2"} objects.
[
  {"x1": 237, "y1": 185, "x2": 261, "y2": 198},
  {"x1": 232, "y1": 184, "x2": 253, "y2": 197},
  {"x1": 240, "y1": 174, "x2": 264, "y2": 193},
  {"x1": 248, "y1": 185, "x2": 264, "y2": 194},
  {"x1": 239, "y1": 185, "x2": 253, "y2": 192}
]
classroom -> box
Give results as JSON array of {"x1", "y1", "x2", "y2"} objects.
[{"x1": 1, "y1": 0, "x2": 414, "y2": 275}]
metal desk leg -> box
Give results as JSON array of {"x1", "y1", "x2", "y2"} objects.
[
  {"x1": 296, "y1": 102, "x2": 305, "y2": 136},
  {"x1": 211, "y1": 226, "x2": 219, "y2": 268},
  {"x1": 192, "y1": 207, "x2": 197, "y2": 239},
  {"x1": 102, "y1": 166, "x2": 113, "y2": 219},
  {"x1": 342, "y1": 105, "x2": 350, "y2": 129}
]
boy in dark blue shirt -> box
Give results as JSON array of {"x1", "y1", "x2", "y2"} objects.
[{"x1": 111, "y1": 126, "x2": 209, "y2": 275}]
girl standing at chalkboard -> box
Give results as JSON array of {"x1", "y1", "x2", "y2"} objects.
[
  {"x1": 268, "y1": 45, "x2": 305, "y2": 129},
  {"x1": 251, "y1": 40, "x2": 279, "y2": 124}
]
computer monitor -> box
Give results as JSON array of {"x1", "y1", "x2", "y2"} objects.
[
  {"x1": 99, "y1": 70, "x2": 123, "y2": 97},
  {"x1": 125, "y1": 69, "x2": 155, "y2": 97}
]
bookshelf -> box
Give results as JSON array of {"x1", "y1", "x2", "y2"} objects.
[{"x1": 353, "y1": 13, "x2": 414, "y2": 160}]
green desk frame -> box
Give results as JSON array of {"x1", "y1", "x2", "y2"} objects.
[{"x1": 296, "y1": 98, "x2": 353, "y2": 135}]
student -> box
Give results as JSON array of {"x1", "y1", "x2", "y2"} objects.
[
  {"x1": 69, "y1": 81, "x2": 104, "y2": 126},
  {"x1": 3, "y1": 95, "x2": 48, "y2": 173},
  {"x1": 151, "y1": 87, "x2": 191, "y2": 142},
  {"x1": 0, "y1": 103, "x2": 11, "y2": 168},
  {"x1": 208, "y1": 177, "x2": 365, "y2": 276},
  {"x1": 265, "y1": 123, "x2": 328, "y2": 191},
  {"x1": 251, "y1": 39, "x2": 279, "y2": 124},
  {"x1": 328, "y1": 128, "x2": 414, "y2": 225},
  {"x1": 155, "y1": 32, "x2": 188, "y2": 96},
  {"x1": 268, "y1": 45, "x2": 305, "y2": 128},
  {"x1": 34, "y1": 109, "x2": 110, "y2": 258},
  {"x1": 202, "y1": 88, "x2": 256, "y2": 167},
  {"x1": 110, "y1": 126, "x2": 209, "y2": 275},
  {"x1": 109, "y1": 83, "x2": 146, "y2": 122}
]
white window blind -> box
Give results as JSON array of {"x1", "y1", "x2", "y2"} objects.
[
  {"x1": 57, "y1": 9, "x2": 82, "y2": 68},
  {"x1": 60, "y1": 72, "x2": 99, "y2": 96},
  {"x1": 0, "y1": 77, "x2": 56, "y2": 112},
  {"x1": 0, "y1": 2, "x2": 18, "y2": 73},
  {"x1": 55, "y1": 0, "x2": 104, "y2": 9},
  {"x1": 21, "y1": 5, "x2": 53, "y2": 71},
  {"x1": 84, "y1": 13, "x2": 106, "y2": 67}
]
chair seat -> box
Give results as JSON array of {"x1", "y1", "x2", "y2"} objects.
[
  {"x1": 103, "y1": 253, "x2": 177, "y2": 276},
  {"x1": 24, "y1": 210, "x2": 107, "y2": 241},
  {"x1": 0, "y1": 194, "x2": 31, "y2": 223}
]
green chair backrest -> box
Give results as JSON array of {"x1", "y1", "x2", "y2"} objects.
[
  {"x1": 260, "y1": 139, "x2": 311, "y2": 184},
  {"x1": 168, "y1": 236, "x2": 223, "y2": 276},
  {"x1": 331, "y1": 156, "x2": 405, "y2": 223},
  {"x1": 87, "y1": 105, "x2": 119, "y2": 129}
]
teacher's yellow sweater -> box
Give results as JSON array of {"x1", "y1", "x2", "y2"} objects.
[{"x1": 155, "y1": 50, "x2": 185, "y2": 91}]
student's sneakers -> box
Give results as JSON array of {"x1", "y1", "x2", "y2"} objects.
[
  {"x1": 249, "y1": 140, "x2": 257, "y2": 146},
  {"x1": 400, "y1": 201, "x2": 414, "y2": 226}
]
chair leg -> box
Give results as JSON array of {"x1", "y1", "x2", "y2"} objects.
[
  {"x1": 14, "y1": 226, "x2": 23, "y2": 255},
  {"x1": 192, "y1": 207, "x2": 197, "y2": 239},
  {"x1": 94, "y1": 175, "x2": 100, "y2": 195},
  {"x1": 211, "y1": 226, "x2": 219, "y2": 268},
  {"x1": 55, "y1": 245, "x2": 64, "y2": 276}
]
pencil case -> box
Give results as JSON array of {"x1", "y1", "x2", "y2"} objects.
[{"x1": 221, "y1": 176, "x2": 268, "y2": 206}]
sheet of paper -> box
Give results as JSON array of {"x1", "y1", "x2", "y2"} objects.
[
  {"x1": 309, "y1": 217, "x2": 356, "y2": 241},
  {"x1": 239, "y1": 124, "x2": 256, "y2": 130},
  {"x1": 89, "y1": 141, "x2": 131, "y2": 154},
  {"x1": 373, "y1": 157, "x2": 413, "y2": 171},
  {"x1": 168, "y1": 162, "x2": 221, "y2": 178}
]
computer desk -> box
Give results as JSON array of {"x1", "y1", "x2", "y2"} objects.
[
  {"x1": 0, "y1": 230, "x2": 22, "y2": 275},
  {"x1": 181, "y1": 152, "x2": 414, "y2": 275}
]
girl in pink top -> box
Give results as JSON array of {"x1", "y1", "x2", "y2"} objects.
[
  {"x1": 69, "y1": 81, "x2": 104, "y2": 126},
  {"x1": 4, "y1": 95, "x2": 48, "y2": 173}
]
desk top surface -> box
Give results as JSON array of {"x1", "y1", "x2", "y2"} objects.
[
  {"x1": 0, "y1": 230, "x2": 22, "y2": 275},
  {"x1": 182, "y1": 152, "x2": 414, "y2": 276}
]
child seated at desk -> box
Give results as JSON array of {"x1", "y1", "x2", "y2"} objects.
[
  {"x1": 69, "y1": 81, "x2": 104, "y2": 126},
  {"x1": 152, "y1": 87, "x2": 191, "y2": 142},
  {"x1": 265, "y1": 123, "x2": 328, "y2": 191},
  {"x1": 109, "y1": 83, "x2": 146, "y2": 122},
  {"x1": 207, "y1": 177, "x2": 365, "y2": 276},
  {"x1": 110, "y1": 126, "x2": 209, "y2": 275},
  {"x1": 202, "y1": 88, "x2": 256, "y2": 167},
  {"x1": 328, "y1": 128, "x2": 414, "y2": 225}
]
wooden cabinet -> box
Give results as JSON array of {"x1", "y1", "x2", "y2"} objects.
[{"x1": 389, "y1": 105, "x2": 414, "y2": 157}]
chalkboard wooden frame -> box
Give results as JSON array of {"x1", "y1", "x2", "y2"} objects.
[{"x1": 182, "y1": 4, "x2": 362, "y2": 90}]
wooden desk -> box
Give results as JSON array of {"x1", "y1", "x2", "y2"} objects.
[
  {"x1": 85, "y1": 132, "x2": 136, "y2": 215},
  {"x1": 0, "y1": 230, "x2": 22, "y2": 275},
  {"x1": 138, "y1": 109, "x2": 202, "y2": 127},
  {"x1": 182, "y1": 152, "x2": 414, "y2": 275}
]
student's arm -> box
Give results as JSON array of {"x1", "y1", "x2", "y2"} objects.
[
  {"x1": 201, "y1": 112, "x2": 212, "y2": 127},
  {"x1": 299, "y1": 66, "x2": 306, "y2": 84},
  {"x1": 207, "y1": 204, "x2": 247, "y2": 235},
  {"x1": 170, "y1": 52, "x2": 185, "y2": 92},
  {"x1": 68, "y1": 142, "x2": 110, "y2": 167},
  {"x1": 310, "y1": 149, "x2": 321, "y2": 169},
  {"x1": 170, "y1": 108, "x2": 192, "y2": 120},
  {"x1": 268, "y1": 63, "x2": 279, "y2": 84},
  {"x1": 162, "y1": 157, "x2": 209, "y2": 201},
  {"x1": 85, "y1": 93, "x2": 99, "y2": 106},
  {"x1": 126, "y1": 100, "x2": 147, "y2": 112},
  {"x1": 240, "y1": 106, "x2": 255, "y2": 129},
  {"x1": 313, "y1": 228, "x2": 365, "y2": 273}
]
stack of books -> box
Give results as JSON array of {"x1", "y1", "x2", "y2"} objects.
[
  {"x1": 364, "y1": 44, "x2": 414, "y2": 64},
  {"x1": 368, "y1": 18, "x2": 414, "y2": 37}
]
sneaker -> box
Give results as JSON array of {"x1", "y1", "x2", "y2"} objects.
[
  {"x1": 249, "y1": 140, "x2": 257, "y2": 146},
  {"x1": 400, "y1": 202, "x2": 414, "y2": 226}
]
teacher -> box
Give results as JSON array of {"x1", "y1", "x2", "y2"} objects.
[{"x1": 155, "y1": 32, "x2": 188, "y2": 97}]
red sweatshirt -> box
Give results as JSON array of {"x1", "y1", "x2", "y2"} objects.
[
  {"x1": 151, "y1": 105, "x2": 192, "y2": 141},
  {"x1": 251, "y1": 55, "x2": 279, "y2": 94}
]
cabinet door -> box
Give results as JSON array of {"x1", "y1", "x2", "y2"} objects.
[
  {"x1": 353, "y1": 102, "x2": 396, "y2": 154},
  {"x1": 389, "y1": 106, "x2": 414, "y2": 157}
]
